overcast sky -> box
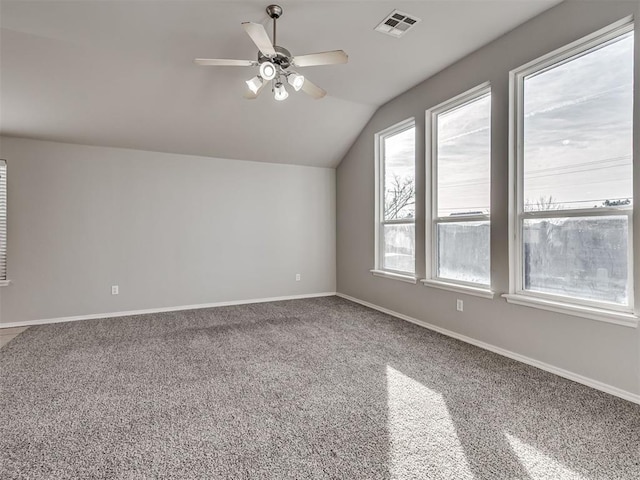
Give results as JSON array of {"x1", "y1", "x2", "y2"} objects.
[
  {"x1": 523, "y1": 31, "x2": 633, "y2": 211},
  {"x1": 384, "y1": 30, "x2": 634, "y2": 216},
  {"x1": 384, "y1": 126, "x2": 415, "y2": 218},
  {"x1": 437, "y1": 93, "x2": 491, "y2": 216}
]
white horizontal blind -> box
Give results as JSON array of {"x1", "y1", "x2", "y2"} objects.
[{"x1": 0, "y1": 160, "x2": 6, "y2": 281}]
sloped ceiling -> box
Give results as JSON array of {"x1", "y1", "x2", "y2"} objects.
[{"x1": 0, "y1": 0, "x2": 560, "y2": 167}]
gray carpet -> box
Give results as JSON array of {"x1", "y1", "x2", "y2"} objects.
[{"x1": 1, "y1": 296, "x2": 639, "y2": 479}]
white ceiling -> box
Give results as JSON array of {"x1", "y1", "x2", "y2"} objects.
[{"x1": 1, "y1": 0, "x2": 561, "y2": 167}]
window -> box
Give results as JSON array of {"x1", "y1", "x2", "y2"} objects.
[
  {"x1": 510, "y1": 20, "x2": 634, "y2": 315},
  {"x1": 426, "y1": 84, "x2": 491, "y2": 290},
  {"x1": 374, "y1": 119, "x2": 416, "y2": 277},
  {"x1": 0, "y1": 159, "x2": 6, "y2": 283}
]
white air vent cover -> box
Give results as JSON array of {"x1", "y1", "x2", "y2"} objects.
[{"x1": 375, "y1": 10, "x2": 421, "y2": 38}]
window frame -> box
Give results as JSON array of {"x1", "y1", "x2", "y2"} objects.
[
  {"x1": 372, "y1": 117, "x2": 417, "y2": 280},
  {"x1": 507, "y1": 18, "x2": 635, "y2": 318},
  {"x1": 424, "y1": 83, "x2": 493, "y2": 295}
]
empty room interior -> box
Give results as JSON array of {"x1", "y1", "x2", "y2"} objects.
[{"x1": 1, "y1": 0, "x2": 640, "y2": 478}]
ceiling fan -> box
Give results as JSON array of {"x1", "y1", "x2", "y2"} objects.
[{"x1": 194, "y1": 4, "x2": 348, "y2": 101}]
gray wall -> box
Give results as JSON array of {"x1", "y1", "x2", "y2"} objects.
[
  {"x1": 0, "y1": 137, "x2": 336, "y2": 324},
  {"x1": 337, "y1": 1, "x2": 640, "y2": 396}
]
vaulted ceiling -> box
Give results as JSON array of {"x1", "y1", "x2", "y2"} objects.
[{"x1": 1, "y1": 1, "x2": 560, "y2": 167}]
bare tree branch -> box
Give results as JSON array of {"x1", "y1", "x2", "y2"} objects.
[{"x1": 385, "y1": 175, "x2": 415, "y2": 219}]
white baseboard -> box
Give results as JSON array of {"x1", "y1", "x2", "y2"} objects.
[
  {"x1": 0, "y1": 292, "x2": 337, "y2": 329},
  {"x1": 336, "y1": 292, "x2": 640, "y2": 405}
]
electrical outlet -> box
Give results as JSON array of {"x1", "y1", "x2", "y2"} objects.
[
  {"x1": 456, "y1": 299, "x2": 463, "y2": 312},
  {"x1": 295, "y1": 274, "x2": 301, "y2": 282},
  {"x1": 111, "y1": 285, "x2": 119, "y2": 295}
]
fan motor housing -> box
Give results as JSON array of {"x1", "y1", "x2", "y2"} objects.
[{"x1": 258, "y1": 46, "x2": 291, "y2": 69}]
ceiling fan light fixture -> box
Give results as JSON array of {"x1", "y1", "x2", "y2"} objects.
[
  {"x1": 259, "y1": 61, "x2": 277, "y2": 81},
  {"x1": 195, "y1": 5, "x2": 347, "y2": 101},
  {"x1": 274, "y1": 82, "x2": 288, "y2": 101},
  {"x1": 287, "y1": 72, "x2": 305, "y2": 92},
  {"x1": 246, "y1": 75, "x2": 264, "y2": 94}
]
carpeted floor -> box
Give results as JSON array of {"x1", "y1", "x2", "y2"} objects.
[{"x1": 1, "y1": 296, "x2": 639, "y2": 479}]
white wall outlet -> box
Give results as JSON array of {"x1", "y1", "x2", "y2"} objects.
[
  {"x1": 295, "y1": 274, "x2": 301, "y2": 282},
  {"x1": 111, "y1": 285, "x2": 119, "y2": 295},
  {"x1": 456, "y1": 299, "x2": 463, "y2": 312}
]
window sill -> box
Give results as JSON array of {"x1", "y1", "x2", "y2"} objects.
[
  {"x1": 421, "y1": 279, "x2": 496, "y2": 299},
  {"x1": 0, "y1": 280, "x2": 11, "y2": 287},
  {"x1": 370, "y1": 270, "x2": 417, "y2": 284},
  {"x1": 502, "y1": 294, "x2": 638, "y2": 328}
]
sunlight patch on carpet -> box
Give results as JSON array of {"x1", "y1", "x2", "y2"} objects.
[
  {"x1": 386, "y1": 365, "x2": 473, "y2": 479},
  {"x1": 505, "y1": 433, "x2": 585, "y2": 480}
]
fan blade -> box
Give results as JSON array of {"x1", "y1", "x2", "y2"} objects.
[
  {"x1": 301, "y1": 78, "x2": 327, "y2": 99},
  {"x1": 242, "y1": 22, "x2": 276, "y2": 57},
  {"x1": 292, "y1": 50, "x2": 348, "y2": 67},
  {"x1": 194, "y1": 58, "x2": 257, "y2": 67}
]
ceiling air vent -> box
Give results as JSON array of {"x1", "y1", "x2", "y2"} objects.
[{"x1": 374, "y1": 10, "x2": 421, "y2": 38}]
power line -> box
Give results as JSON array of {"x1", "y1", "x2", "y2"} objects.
[
  {"x1": 525, "y1": 162, "x2": 630, "y2": 181},
  {"x1": 438, "y1": 154, "x2": 631, "y2": 189},
  {"x1": 522, "y1": 155, "x2": 630, "y2": 174}
]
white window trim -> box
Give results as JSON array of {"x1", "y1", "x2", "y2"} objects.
[
  {"x1": 0, "y1": 159, "x2": 6, "y2": 286},
  {"x1": 373, "y1": 117, "x2": 417, "y2": 281},
  {"x1": 502, "y1": 294, "x2": 638, "y2": 328},
  {"x1": 370, "y1": 269, "x2": 417, "y2": 284},
  {"x1": 507, "y1": 17, "x2": 636, "y2": 323},
  {"x1": 424, "y1": 82, "x2": 494, "y2": 297},
  {"x1": 421, "y1": 278, "x2": 496, "y2": 299}
]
